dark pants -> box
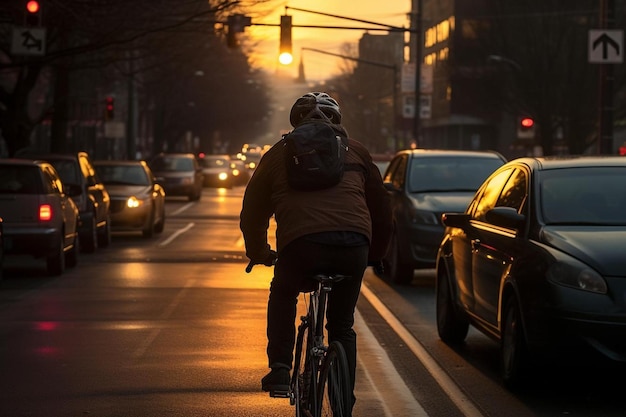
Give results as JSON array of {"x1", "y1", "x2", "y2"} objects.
[{"x1": 266, "y1": 236, "x2": 369, "y2": 401}]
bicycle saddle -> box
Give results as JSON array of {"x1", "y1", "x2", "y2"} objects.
[{"x1": 311, "y1": 274, "x2": 350, "y2": 284}]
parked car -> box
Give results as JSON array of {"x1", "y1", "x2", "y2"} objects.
[
  {"x1": 381, "y1": 149, "x2": 506, "y2": 284},
  {"x1": 0, "y1": 159, "x2": 80, "y2": 276},
  {"x1": 198, "y1": 154, "x2": 234, "y2": 188},
  {"x1": 436, "y1": 156, "x2": 626, "y2": 388},
  {"x1": 93, "y1": 160, "x2": 166, "y2": 238},
  {"x1": 15, "y1": 150, "x2": 111, "y2": 253},
  {"x1": 148, "y1": 153, "x2": 203, "y2": 201}
]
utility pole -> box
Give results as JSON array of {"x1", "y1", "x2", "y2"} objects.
[
  {"x1": 413, "y1": 0, "x2": 423, "y2": 146},
  {"x1": 598, "y1": 0, "x2": 615, "y2": 154}
]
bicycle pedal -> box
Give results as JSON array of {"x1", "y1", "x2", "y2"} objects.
[{"x1": 269, "y1": 389, "x2": 289, "y2": 398}]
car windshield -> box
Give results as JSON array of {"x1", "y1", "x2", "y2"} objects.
[
  {"x1": 49, "y1": 160, "x2": 80, "y2": 185},
  {"x1": 541, "y1": 167, "x2": 626, "y2": 225},
  {"x1": 408, "y1": 156, "x2": 504, "y2": 193},
  {"x1": 151, "y1": 156, "x2": 193, "y2": 172},
  {"x1": 96, "y1": 165, "x2": 149, "y2": 186},
  {"x1": 200, "y1": 157, "x2": 228, "y2": 168}
]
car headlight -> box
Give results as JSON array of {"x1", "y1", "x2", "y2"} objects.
[
  {"x1": 411, "y1": 209, "x2": 439, "y2": 225},
  {"x1": 218, "y1": 172, "x2": 229, "y2": 181},
  {"x1": 126, "y1": 196, "x2": 145, "y2": 208},
  {"x1": 547, "y1": 260, "x2": 607, "y2": 294}
]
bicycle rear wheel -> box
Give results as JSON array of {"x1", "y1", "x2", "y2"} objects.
[
  {"x1": 293, "y1": 318, "x2": 317, "y2": 416},
  {"x1": 316, "y1": 341, "x2": 352, "y2": 417}
]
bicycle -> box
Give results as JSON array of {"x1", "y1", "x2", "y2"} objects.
[{"x1": 246, "y1": 260, "x2": 353, "y2": 417}]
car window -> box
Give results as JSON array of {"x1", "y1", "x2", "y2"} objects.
[
  {"x1": 49, "y1": 160, "x2": 81, "y2": 185},
  {"x1": 540, "y1": 167, "x2": 626, "y2": 225},
  {"x1": 471, "y1": 168, "x2": 514, "y2": 221},
  {"x1": 151, "y1": 156, "x2": 194, "y2": 172},
  {"x1": 0, "y1": 165, "x2": 42, "y2": 194},
  {"x1": 79, "y1": 154, "x2": 99, "y2": 186},
  {"x1": 408, "y1": 156, "x2": 505, "y2": 193},
  {"x1": 385, "y1": 155, "x2": 408, "y2": 189},
  {"x1": 201, "y1": 157, "x2": 229, "y2": 168},
  {"x1": 97, "y1": 165, "x2": 149, "y2": 185},
  {"x1": 495, "y1": 168, "x2": 527, "y2": 213},
  {"x1": 42, "y1": 165, "x2": 63, "y2": 194}
]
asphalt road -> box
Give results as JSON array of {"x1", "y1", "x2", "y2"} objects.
[{"x1": 1, "y1": 186, "x2": 625, "y2": 417}]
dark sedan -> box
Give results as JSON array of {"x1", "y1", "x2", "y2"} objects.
[
  {"x1": 148, "y1": 153, "x2": 203, "y2": 201},
  {"x1": 94, "y1": 160, "x2": 166, "y2": 238},
  {"x1": 436, "y1": 156, "x2": 626, "y2": 388},
  {"x1": 381, "y1": 149, "x2": 506, "y2": 284}
]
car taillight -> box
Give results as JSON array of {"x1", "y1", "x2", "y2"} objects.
[{"x1": 39, "y1": 204, "x2": 52, "y2": 221}]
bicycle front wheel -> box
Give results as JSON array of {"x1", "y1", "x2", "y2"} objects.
[{"x1": 316, "y1": 341, "x2": 352, "y2": 417}]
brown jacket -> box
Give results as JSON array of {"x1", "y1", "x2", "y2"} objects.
[{"x1": 240, "y1": 136, "x2": 392, "y2": 263}]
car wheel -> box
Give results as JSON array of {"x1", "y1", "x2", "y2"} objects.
[
  {"x1": 142, "y1": 206, "x2": 155, "y2": 238},
  {"x1": 382, "y1": 229, "x2": 414, "y2": 285},
  {"x1": 436, "y1": 265, "x2": 469, "y2": 344},
  {"x1": 81, "y1": 215, "x2": 98, "y2": 253},
  {"x1": 500, "y1": 296, "x2": 530, "y2": 389},
  {"x1": 65, "y1": 233, "x2": 79, "y2": 268},
  {"x1": 46, "y1": 234, "x2": 66, "y2": 276},
  {"x1": 98, "y1": 215, "x2": 111, "y2": 248}
]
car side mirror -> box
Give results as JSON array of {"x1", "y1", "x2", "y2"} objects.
[{"x1": 486, "y1": 206, "x2": 525, "y2": 229}]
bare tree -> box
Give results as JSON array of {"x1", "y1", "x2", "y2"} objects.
[{"x1": 0, "y1": 0, "x2": 272, "y2": 156}]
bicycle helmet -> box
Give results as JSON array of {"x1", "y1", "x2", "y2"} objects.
[{"x1": 289, "y1": 92, "x2": 342, "y2": 127}]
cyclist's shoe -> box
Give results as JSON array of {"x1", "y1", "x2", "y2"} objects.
[{"x1": 262, "y1": 366, "x2": 290, "y2": 397}]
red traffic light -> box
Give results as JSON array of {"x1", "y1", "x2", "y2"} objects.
[
  {"x1": 104, "y1": 96, "x2": 115, "y2": 120},
  {"x1": 520, "y1": 117, "x2": 534, "y2": 128},
  {"x1": 26, "y1": 1, "x2": 40, "y2": 13}
]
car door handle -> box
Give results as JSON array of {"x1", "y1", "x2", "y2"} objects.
[{"x1": 471, "y1": 239, "x2": 480, "y2": 252}]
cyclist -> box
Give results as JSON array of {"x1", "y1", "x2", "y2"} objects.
[{"x1": 240, "y1": 91, "x2": 392, "y2": 411}]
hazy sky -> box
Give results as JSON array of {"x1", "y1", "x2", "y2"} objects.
[{"x1": 247, "y1": 0, "x2": 411, "y2": 82}]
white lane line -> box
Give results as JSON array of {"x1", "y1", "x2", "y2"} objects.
[
  {"x1": 355, "y1": 310, "x2": 428, "y2": 417},
  {"x1": 170, "y1": 202, "x2": 194, "y2": 216},
  {"x1": 158, "y1": 222, "x2": 195, "y2": 247},
  {"x1": 360, "y1": 283, "x2": 484, "y2": 417}
]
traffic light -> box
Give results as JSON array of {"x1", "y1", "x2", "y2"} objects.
[
  {"x1": 226, "y1": 14, "x2": 251, "y2": 49},
  {"x1": 226, "y1": 15, "x2": 239, "y2": 49},
  {"x1": 279, "y1": 15, "x2": 293, "y2": 65},
  {"x1": 517, "y1": 116, "x2": 535, "y2": 139},
  {"x1": 105, "y1": 96, "x2": 114, "y2": 120},
  {"x1": 25, "y1": 0, "x2": 42, "y2": 26}
]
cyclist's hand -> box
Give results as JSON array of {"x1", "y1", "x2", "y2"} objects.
[
  {"x1": 261, "y1": 249, "x2": 278, "y2": 266},
  {"x1": 245, "y1": 250, "x2": 278, "y2": 273},
  {"x1": 369, "y1": 260, "x2": 384, "y2": 276}
]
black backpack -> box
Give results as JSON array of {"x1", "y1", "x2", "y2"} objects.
[{"x1": 283, "y1": 122, "x2": 349, "y2": 191}]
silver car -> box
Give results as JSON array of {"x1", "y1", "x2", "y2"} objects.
[{"x1": 0, "y1": 159, "x2": 80, "y2": 276}]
